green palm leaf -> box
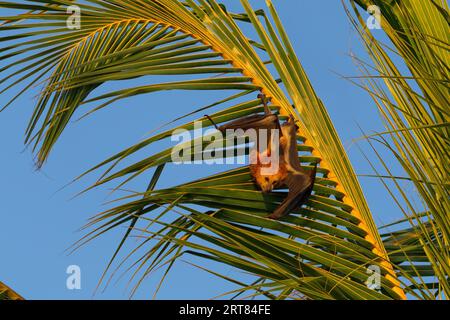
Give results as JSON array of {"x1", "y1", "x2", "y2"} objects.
[{"x1": 347, "y1": 0, "x2": 449, "y2": 299}]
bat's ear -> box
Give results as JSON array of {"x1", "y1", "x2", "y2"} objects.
[
  {"x1": 289, "y1": 115, "x2": 299, "y2": 130},
  {"x1": 258, "y1": 93, "x2": 272, "y2": 102}
]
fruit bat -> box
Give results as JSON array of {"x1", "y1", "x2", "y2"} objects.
[
  {"x1": 206, "y1": 94, "x2": 284, "y2": 192},
  {"x1": 205, "y1": 94, "x2": 316, "y2": 219}
]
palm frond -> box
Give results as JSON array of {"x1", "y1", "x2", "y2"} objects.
[
  {"x1": 347, "y1": 0, "x2": 449, "y2": 299},
  {"x1": 0, "y1": 281, "x2": 24, "y2": 300},
  {"x1": 381, "y1": 215, "x2": 448, "y2": 299}
]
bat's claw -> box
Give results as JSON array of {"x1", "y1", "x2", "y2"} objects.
[
  {"x1": 204, "y1": 114, "x2": 219, "y2": 130},
  {"x1": 267, "y1": 212, "x2": 282, "y2": 220}
]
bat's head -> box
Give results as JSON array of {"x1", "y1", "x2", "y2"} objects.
[
  {"x1": 250, "y1": 162, "x2": 287, "y2": 193},
  {"x1": 259, "y1": 174, "x2": 280, "y2": 193}
]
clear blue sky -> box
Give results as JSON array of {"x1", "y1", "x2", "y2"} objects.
[{"x1": 0, "y1": 1, "x2": 403, "y2": 299}]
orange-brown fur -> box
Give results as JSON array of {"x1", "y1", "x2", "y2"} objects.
[{"x1": 250, "y1": 129, "x2": 289, "y2": 193}]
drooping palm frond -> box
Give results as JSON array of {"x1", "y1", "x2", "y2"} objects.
[
  {"x1": 0, "y1": 281, "x2": 24, "y2": 300},
  {"x1": 346, "y1": 0, "x2": 449, "y2": 299},
  {"x1": 0, "y1": 0, "x2": 405, "y2": 299},
  {"x1": 380, "y1": 215, "x2": 447, "y2": 299}
]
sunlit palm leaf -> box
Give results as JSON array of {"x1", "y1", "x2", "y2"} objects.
[
  {"x1": 347, "y1": 0, "x2": 449, "y2": 299},
  {"x1": 0, "y1": 281, "x2": 23, "y2": 300}
]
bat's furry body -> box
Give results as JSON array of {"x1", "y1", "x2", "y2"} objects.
[{"x1": 205, "y1": 94, "x2": 316, "y2": 219}]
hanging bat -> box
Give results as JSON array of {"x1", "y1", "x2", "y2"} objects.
[
  {"x1": 205, "y1": 94, "x2": 316, "y2": 219},
  {"x1": 206, "y1": 94, "x2": 287, "y2": 193}
]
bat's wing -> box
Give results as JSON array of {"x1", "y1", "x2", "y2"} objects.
[
  {"x1": 267, "y1": 164, "x2": 317, "y2": 220},
  {"x1": 218, "y1": 113, "x2": 279, "y2": 132},
  {"x1": 218, "y1": 113, "x2": 281, "y2": 158},
  {"x1": 209, "y1": 94, "x2": 280, "y2": 133}
]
